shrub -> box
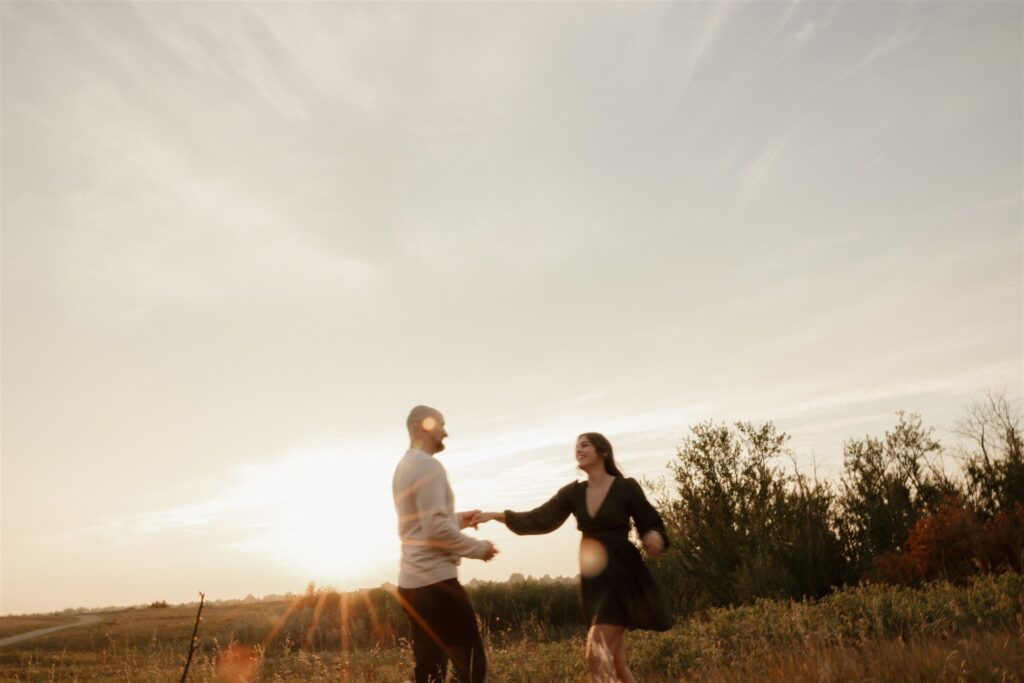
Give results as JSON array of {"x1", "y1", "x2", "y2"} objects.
[
  {"x1": 874, "y1": 498, "x2": 1024, "y2": 585},
  {"x1": 838, "y1": 412, "x2": 959, "y2": 575},
  {"x1": 657, "y1": 421, "x2": 847, "y2": 611},
  {"x1": 977, "y1": 502, "x2": 1024, "y2": 573}
]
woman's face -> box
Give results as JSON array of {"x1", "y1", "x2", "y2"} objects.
[{"x1": 575, "y1": 436, "x2": 601, "y2": 469}]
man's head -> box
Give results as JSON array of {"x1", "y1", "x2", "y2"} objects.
[{"x1": 407, "y1": 405, "x2": 447, "y2": 455}]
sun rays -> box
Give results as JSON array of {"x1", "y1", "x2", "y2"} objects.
[
  {"x1": 243, "y1": 584, "x2": 398, "y2": 682},
  {"x1": 245, "y1": 461, "x2": 457, "y2": 683}
]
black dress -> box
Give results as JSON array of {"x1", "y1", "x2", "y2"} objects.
[{"x1": 504, "y1": 477, "x2": 674, "y2": 631}]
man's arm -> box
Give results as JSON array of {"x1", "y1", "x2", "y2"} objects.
[{"x1": 413, "y1": 462, "x2": 494, "y2": 560}]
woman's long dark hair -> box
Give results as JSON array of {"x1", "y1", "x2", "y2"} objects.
[{"x1": 580, "y1": 432, "x2": 624, "y2": 477}]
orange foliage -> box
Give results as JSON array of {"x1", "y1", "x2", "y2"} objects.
[{"x1": 874, "y1": 499, "x2": 1024, "y2": 585}]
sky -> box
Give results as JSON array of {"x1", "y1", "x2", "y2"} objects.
[{"x1": 2, "y1": 1, "x2": 1021, "y2": 616}]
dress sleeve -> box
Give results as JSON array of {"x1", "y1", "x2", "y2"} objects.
[
  {"x1": 504, "y1": 482, "x2": 575, "y2": 535},
  {"x1": 625, "y1": 478, "x2": 671, "y2": 549}
]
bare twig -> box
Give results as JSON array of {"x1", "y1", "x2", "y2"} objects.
[{"x1": 180, "y1": 592, "x2": 205, "y2": 683}]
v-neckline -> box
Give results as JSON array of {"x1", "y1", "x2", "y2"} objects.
[{"x1": 584, "y1": 477, "x2": 617, "y2": 519}]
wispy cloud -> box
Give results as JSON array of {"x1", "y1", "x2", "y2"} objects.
[
  {"x1": 976, "y1": 192, "x2": 1023, "y2": 213},
  {"x1": 836, "y1": 25, "x2": 921, "y2": 82},
  {"x1": 669, "y1": 2, "x2": 739, "y2": 101},
  {"x1": 737, "y1": 231, "x2": 863, "y2": 278},
  {"x1": 792, "y1": 20, "x2": 819, "y2": 45},
  {"x1": 132, "y1": 4, "x2": 313, "y2": 121},
  {"x1": 736, "y1": 132, "x2": 793, "y2": 207},
  {"x1": 60, "y1": 444, "x2": 393, "y2": 544},
  {"x1": 738, "y1": 362, "x2": 1023, "y2": 426}
]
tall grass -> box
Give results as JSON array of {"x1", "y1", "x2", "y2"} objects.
[{"x1": 3, "y1": 573, "x2": 1021, "y2": 682}]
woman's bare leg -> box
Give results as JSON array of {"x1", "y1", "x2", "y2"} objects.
[
  {"x1": 586, "y1": 624, "x2": 625, "y2": 683},
  {"x1": 612, "y1": 631, "x2": 637, "y2": 683}
]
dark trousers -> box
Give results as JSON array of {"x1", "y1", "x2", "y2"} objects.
[{"x1": 398, "y1": 578, "x2": 486, "y2": 683}]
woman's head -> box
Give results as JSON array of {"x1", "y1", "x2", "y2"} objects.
[{"x1": 575, "y1": 432, "x2": 623, "y2": 477}]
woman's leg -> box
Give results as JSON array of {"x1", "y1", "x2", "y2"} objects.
[
  {"x1": 611, "y1": 632, "x2": 637, "y2": 683},
  {"x1": 585, "y1": 624, "x2": 624, "y2": 683}
]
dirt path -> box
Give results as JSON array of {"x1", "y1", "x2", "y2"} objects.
[{"x1": 0, "y1": 614, "x2": 103, "y2": 648}]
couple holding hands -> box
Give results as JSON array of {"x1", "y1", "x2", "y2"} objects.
[{"x1": 392, "y1": 405, "x2": 672, "y2": 683}]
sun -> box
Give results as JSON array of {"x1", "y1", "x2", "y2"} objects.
[
  {"x1": 285, "y1": 484, "x2": 395, "y2": 583},
  {"x1": 242, "y1": 449, "x2": 399, "y2": 589}
]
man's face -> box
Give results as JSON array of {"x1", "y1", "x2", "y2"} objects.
[{"x1": 422, "y1": 413, "x2": 447, "y2": 453}]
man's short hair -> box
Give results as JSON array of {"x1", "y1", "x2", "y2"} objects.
[{"x1": 407, "y1": 405, "x2": 441, "y2": 432}]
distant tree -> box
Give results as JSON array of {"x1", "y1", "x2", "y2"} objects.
[
  {"x1": 149, "y1": 600, "x2": 168, "y2": 609},
  {"x1": 777, "y1": 469, "x2": 849, "y2": 597},
  {"x1": 838, "y1": 411, "x2": 958, "y2": 576},
  {"x1": 956, "y1": 390, "x2": 1024, "y2": 517},
  {"x1": 656, "y1": 420, "x2": 846, "y2": 611}
]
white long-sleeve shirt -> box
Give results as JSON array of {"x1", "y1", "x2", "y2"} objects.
[{"x1": 392, "y1": 448, "x2": 489, "y2": 589}]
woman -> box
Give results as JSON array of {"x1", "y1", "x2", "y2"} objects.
[{"x1": 477, "y1": 433, "x2": 672, "y2": 683}]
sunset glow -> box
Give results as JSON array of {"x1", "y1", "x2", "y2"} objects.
[{"x1": 2, "y1": 1, "x2": 1021, "y2": 616}]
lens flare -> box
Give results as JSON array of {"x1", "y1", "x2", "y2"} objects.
[
  {"x1": 302, "y1": 591, "x2": 329, "y2": 651},
  {"x1": 215, "y1": 644, "x2": 258, "y2": 682},
  {"x1": 422, "y1": 416, "x2": 437, "y2": 431},
  {"x1": 579, "y1": 538, "x2": 608, "y2": 577}
]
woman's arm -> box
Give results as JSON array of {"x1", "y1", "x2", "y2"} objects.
[
  {"x1": 625, "y1": 478, "x2": 670, "y2": 558},
  {"x1": 493, "y1": 483, "x2": 575, "y2": 535}
]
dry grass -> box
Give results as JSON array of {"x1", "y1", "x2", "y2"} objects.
[
  {"x1": 2, "y1": 630, "x2": 1021, "y2": 682},
  {"x1": 682, "y1": 630, "x2": 1024, "y2": 682},
  {"x1": 2, "y1": 574, "x2": 1022, "y2": 681},
  {"x1": 0, "y1": 617, "x2": 78, "y2": 641}
]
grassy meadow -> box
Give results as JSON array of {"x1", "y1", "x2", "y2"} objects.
[
  {"x1": 0, "y1": 617, "x2": 78, "y2": 642},
  {"x1": 2, "y1": 573, "x2": 1022, "y2": 682}
]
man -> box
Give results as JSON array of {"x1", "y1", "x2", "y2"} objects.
[{"x1": 392, "y1": 405, "x2": 497, "y2": 683}]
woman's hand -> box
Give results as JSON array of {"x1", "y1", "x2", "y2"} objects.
[
  {"x1": 476, "y1": 512, "x2": 506, "y2": 525},
  {"x1": 641, "y1": 530, "x2": 665, "y2": 558}
]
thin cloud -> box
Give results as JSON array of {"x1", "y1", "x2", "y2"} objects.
[
  {"x1": 668, "y1": 2, "x2": 739, "y2": 102},
  {"x1": 134, "y1": 4, "x2": 312, "y2": 121},
  {"x1": 835, "y1": 25, "x2": 921, "y2": 82},
  {"x1": 59, "y1": 445, "x2": 389, "y2": 545},
  {"x1": 737, "y1": 132, "x2": 793, "y2": 208},
  {"x1": 757, "y1": 2, "x2": 839, "y2": 75},
  {"x1": 61, "y1": 499, "x2": 256, "y2": 548},
  {"x1": 739, "y1": 362, "x2": 1024, "y2": 426},
  {"x1": 793, "y1": 21, "x2": 819, "y2": 45},
  {"x1": 738, "y1": 231, "x2": 863, "y2": 277},
  {"x1": 976, "y1": 192, "x2": 1023, "y2": 213}
]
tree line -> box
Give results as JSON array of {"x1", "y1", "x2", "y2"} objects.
[{"x1": 648, "y1": 391, "x2": 1024, "y2": 614}]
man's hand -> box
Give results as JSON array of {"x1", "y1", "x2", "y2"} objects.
[
  {"x1": 458, "y1": 510, "x2": 483, "y2": 530},
  {"x1": 641, "y1": 530, "x2": 665, "y2": 558},
  {"x1": 481, "y1": 541, "x2": 499, "y2": 562}
]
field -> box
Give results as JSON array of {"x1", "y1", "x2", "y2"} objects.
[
  {"x1": 1, "y1": 573, "x2": 1022, "y2": 681},
  {"x1": 0, "y1": 617, "x2": 78, "y2": 642}
]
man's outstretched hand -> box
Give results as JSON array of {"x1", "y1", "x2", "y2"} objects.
[
  {"x1": 456, "y1": 511, "x2": 498, "y2": 560},
  {"x1": 481, "y1": 541, "x2": 499, "y2": 562},
  {"x1": 458, "y1": 510, "x2": 483, "y2": 529}
]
